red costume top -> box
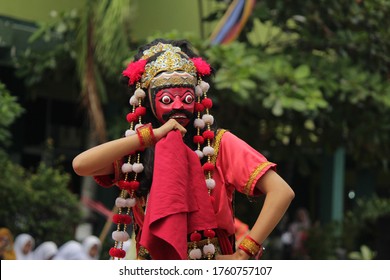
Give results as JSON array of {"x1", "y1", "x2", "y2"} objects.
[{"x1": 94, "y1": 129, "x2": 275, "y2": 259}]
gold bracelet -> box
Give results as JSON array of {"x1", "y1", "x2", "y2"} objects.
[
  {"x1": 136, "y1": 123, "x2": 156, "y2": 148},
  {"x1": 238, "y1": 235, "x2": 262, "y2": 257}
]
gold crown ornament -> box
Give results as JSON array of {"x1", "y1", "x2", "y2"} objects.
[{"x1": 141, "y1": 45, "x2": 197, "y2": 88}]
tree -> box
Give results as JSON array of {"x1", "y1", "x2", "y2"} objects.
[
  {"x1": 13, "y1": 0, "x2": 135, "y2": 244},
  {"x1": 0, "y1": 82, "x2": 81, "y2": 245},
  {"x1": 247, "y1": 0, "x2": 390, "y2": 169},
  {"x1": 0, "y1": 82, "x2": 24, "y2": 147},
  {"x1": 17, "y1": 0, "x2": 133, "y2": 143}
]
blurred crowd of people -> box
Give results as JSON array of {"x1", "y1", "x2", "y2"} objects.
[
  {"x1": 0, "y1": 227, "x2": 102, "y2": 260},
  {"x1": 1, "y1": 209, "x2": 311, "y2": 260},
  {"x1": 279, "y1": 207, "x2": 311, "y2": 259}
]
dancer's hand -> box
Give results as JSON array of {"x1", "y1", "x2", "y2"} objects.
[
  {"x1": 216, "y1": 250, "x2": 250, "y2": 260},
  {"x1": 153, "y1": 119, "x2": 187, "y2": 141}
]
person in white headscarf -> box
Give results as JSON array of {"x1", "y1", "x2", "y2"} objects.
[
  {"x1": 33, "y1": 241, "x2": 58, "y2": 260},
  {"x1": 53, "y1": 236, "x2": 101, "y2": 260},
  {"x1": 82, "y1": 235, "x2": 101, "y2": 260},
  {"x1": 53, "y1": 240, "x2": 88, "y2": 260},
  {"x1": 14, "y1": 233, "x2": 35, "y2": 260}
]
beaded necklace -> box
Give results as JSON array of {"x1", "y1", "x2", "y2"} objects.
[{"x1": 108, "y1": 43, "x2": 217, "y2": 260}]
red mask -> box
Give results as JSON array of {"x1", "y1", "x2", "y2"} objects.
[{"x1": 154, "y1": 87, "x2": 195, "y2": 127}]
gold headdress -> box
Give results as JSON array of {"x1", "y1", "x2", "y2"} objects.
[{"x1": 140, "y1": 43, "x2": 197, "y2": 88}]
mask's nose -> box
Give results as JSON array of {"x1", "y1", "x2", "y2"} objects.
[{"x1": 172, "y1": 96, "x2": 184, "y2": 110}]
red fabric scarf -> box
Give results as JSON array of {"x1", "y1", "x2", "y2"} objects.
[{"x1": 140, "y1": 130, "x2": 217, "y2": 259}]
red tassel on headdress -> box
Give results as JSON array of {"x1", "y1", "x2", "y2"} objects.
[
  {"x1": 191, "y1": 57, "x2": 211, "y2": 76},
  {"x1": 122, "y1": 59, "x2": 147, "y2": 85}
]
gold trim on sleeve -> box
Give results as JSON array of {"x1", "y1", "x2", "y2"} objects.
[
  {"x1": 211, "y1": 129, "x2": 227, "y2": 164},
  {"x1": 244, "y1": 162, "x2": 274, "y2": 196}
]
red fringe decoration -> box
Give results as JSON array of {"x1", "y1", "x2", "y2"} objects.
[
  {"x1": 122, "y1": 59, "x2": 147, "y2": 85},
  {"x1": 194, "y1": 102, "x2": 205, "y2": 112},
  {"x1": 202, "y1": 130, "x2": 215, "y2": 140},
  {"x1": 126, "y1": 112, "x2": 138, "y2": 123},
  {"x1": 201, "y1": 98, "x2": 213, "y2": 109},
  {"x1": 202, "y1": 162, "x2": 215, "y2": 172},
  {"x1": 193, "y1": 135, "x2": 205, "y2": 145},
  {"x1": 190, "y1": 232, "x2": 202, "y2": 242},
  {"x1": 127, "y1": 181, "x2": 140, "y2": 191},
  {"x1": 117, "y1": 180, "x2": 140, "y2": 191},
  {"x1": 109, "y1": 247, "x2": 126, "y2": 258},
  {"x1": 112, "y1": 214, "x2": 132, "y2": 224},
  {"x1": 191, "y1": 57, "x2": 211, "y2": 76},
  {"x1": 135, "y1": 106, "x2": 147, "y2": 117},
  {"x1": 204, "y1": 229, "x2": 216, "y2": 238}
]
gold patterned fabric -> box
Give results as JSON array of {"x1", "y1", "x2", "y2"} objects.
[
  {"x1": 239, "y1": 236, "x2": 261, "y2": 256},
  {"x1": 149, "y1": 72, "x2": 197, "y2": 89},
  {"x1": 137, "y1": 237, "x2": 222, "y2": 260},
  {"x1": 140, "y1": 43, "x2": 197, "y2": 88},
  {"x1": 136, "y1": 124, "x2": 156, "y2": 147}
]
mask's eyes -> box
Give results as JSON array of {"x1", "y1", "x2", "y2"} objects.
[
  {"x1": 184, "y1": 94, "x2": 194, "y2": 104},
  {"x1": 160, "y1": 95, "x2": 172, "y2": 104}
]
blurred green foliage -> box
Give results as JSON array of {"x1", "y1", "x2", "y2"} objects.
[
  {"x1": 343, "y1": 195, "x2": 390, "y2": 252},
  {"x1": 304, "y1": 195, "x2": 390, "y2": 259},
  {"x1": 0, "y1": 159, "x2": 82, "y2": 245},
  {"x1": 249, "y1": 0, "x2": 390, "y2": 168},
  {"x1": 0, "y1": 83, "x2": 24, "y2": 146},
  {"x1": 0, "y1": 82, "x2": 81, "y2": 245},
  {"x1": 348, "y1": 245, "x2": 376, "y2": 260}
]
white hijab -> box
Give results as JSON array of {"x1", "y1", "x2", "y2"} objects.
[
  {"x1": 81, "y1": 235, "x2": 101, "y2": 260},
  {"x1": 33, "y1": 241, "x2": 58, "y2": 260},
  {"x1": 53, "y1": 240, "x2": 88, "y2": 260},
  {"x1": 14, "y1": 233, "x2": 35, "y2": 260}
]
